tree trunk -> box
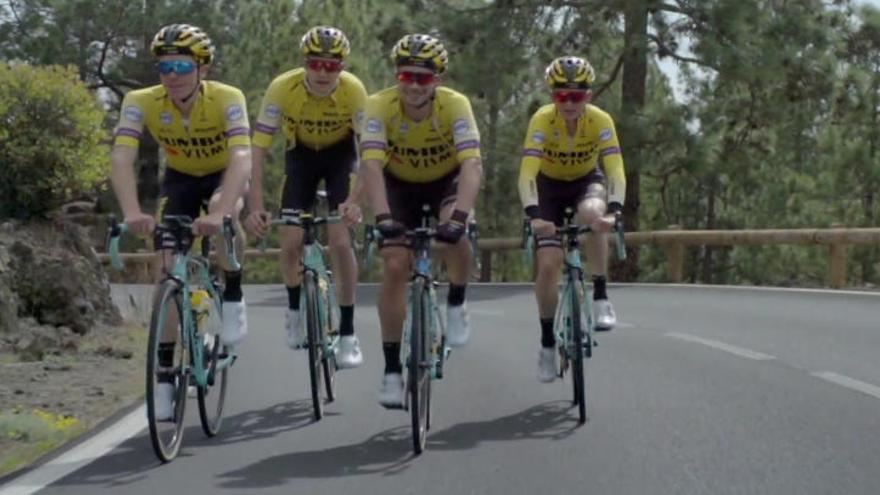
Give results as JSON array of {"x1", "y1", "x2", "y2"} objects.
[{"x1": 612, "y1": 0, "x2": 648, "y2": 282}]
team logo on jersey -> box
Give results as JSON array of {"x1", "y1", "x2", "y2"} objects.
[
  {"x1": 226, "y1": 104, "x2": 244, "y2": 122},
  {"x1": 532, "y1": 131, "x2": 545, "y2": 144},
  {"x1": 453, "y1": 119, "x2": 470, "y2": 136},
  {"x1": 399, "y1": 122, "x2": 409, "y2": 134},
  {"x1": 366, "y1": 118, "x2": 382, "y2": 134},
  {"x1": 160, "y1": 111, "x2": 173, "y2": 125},
  {"x1": 265, "y1": 104, "x2": 281, "y2": 119},
  {"x1": 599, "y1": 128, "x2": 613, "y2": 141},
  {"x1": 123, "y1": 106, "x2": 143, "y2": 123}
]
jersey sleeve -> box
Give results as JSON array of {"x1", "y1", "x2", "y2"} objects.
[
  {"x1": 359, "y1": 95, "x2": 388, "y2": 163},
  {"x1": 518, "y1": 112, "x2": 545, "y2": 209},
  {"x1": 349, "y1": 77, "x2": 368, "y2": 137},
  {"x1": 222, "y1": 88, "x2": 251, "y2": 148},
  {"x1": 252, "y1": 79, "x2": 285, "y2": 149},
  {"x1": 113, "y1": 91, "x2": 147, "y2": 148},
  {"x1": 448, "y1": 94, "x2": 481, "y2": 162},
  {"x1": 595, "y1": 113, "x2": 626, "y2": 207}
]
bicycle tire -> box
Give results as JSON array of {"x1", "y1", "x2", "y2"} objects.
[
  {"x1": 410, "y1": 277, "x2": 431, "y2": 454},
  {"x1": 321, "y1": 283, "x2": 337, "y2": 403},
  {"x1": 146, "y1": 280, "x2": 188, "y2": 462},
  {"x1": 198, "y1": 289, "x2": 228, "y2": 437},
  {"x1": 569, "y1": 269, "x2": 586, "y2": 424},
  {"x1": 304, "y1": 272, "x2": 324, "y2": 420}
]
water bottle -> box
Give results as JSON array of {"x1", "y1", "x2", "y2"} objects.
[{"x1": 190, "y1": 288, "x2": 211, "y2": 331}]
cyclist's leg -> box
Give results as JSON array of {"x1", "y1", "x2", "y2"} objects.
[
  {"x1": 575, "y1": 172, "x2": 616, "y2": 329},
  {"x1": 378, "y1": 173, "x2": 418, "y2": 406},
  {"x1": 278, "y1": 147, "x2": 318, "y2": 347},
  {"x1": 324, "y1": 139, "x2": 359, "y2": 339},
  {"x1": 435, "y1": 173, "x2": 472, "y2": 347},
  {"x1": 152, "y1": 169, "x2": 206, "y2": 417}
]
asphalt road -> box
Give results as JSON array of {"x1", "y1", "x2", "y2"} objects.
[{"x1": 4, "y1": 284, "x2": 880, "y2": 494}]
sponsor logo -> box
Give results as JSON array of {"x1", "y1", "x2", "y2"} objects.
[
  {"x1": 226, "y1": 104, "x2": 244, "y2": 121},
  {"x1": 160, "y1": 111, "x2": 173, "y2": 125},
  {"x1": 366, "y1": 118, "x2": 382, "y2": 134},
  {"x1": 599, "y1": 128, "x2": 613, "y2": 141},
  {"x1": 532, "y1": 131, "x2": 545, "y2": 144},
  {"x1": 265, "y1": 104, "x2": 281, "y2": 119},
  {"x1": 399, "y1": 122, "x2": 409, "y2": 134},
  {"x1": 123, "y1": 106, "x2": 143, "y2": 123},
  {"x1": 453, "y1": 118, "x2": 470, "y2": 135}
]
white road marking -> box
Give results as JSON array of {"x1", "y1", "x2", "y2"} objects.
[
  {"x1": 811, "y1": 371, "x2": 880, "y2": 400},
  {"x1": 665, "y1": 332, "x2": 776, "y2": 361},
  {"x1": 0, "y1": 406, "x2": 145, "y2": 495}
]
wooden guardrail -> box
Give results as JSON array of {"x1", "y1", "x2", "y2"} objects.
[{"x1": 97, "y1": 227, "x2": 880, "y2": 288}]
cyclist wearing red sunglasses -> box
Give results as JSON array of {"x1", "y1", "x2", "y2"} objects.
[
  {"x1": 354, "y1": 33, "x2": 483, "y2": 407},
  {"x1": 110, "y1": 23, "x2": 252, "y2": 419},
  {"x1": 518, "y1": 56, "x2": 626, "y2": 383},
  {"x1": 246, "y1": 26, "x2": 367, "y2": 368}
]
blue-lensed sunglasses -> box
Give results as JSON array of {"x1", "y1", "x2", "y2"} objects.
[{"x1": 156, "y1": 60, "x2": 197, "y2": 75}]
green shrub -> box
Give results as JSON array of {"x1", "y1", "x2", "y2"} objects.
[{"x1": 0, "y1": 64, "x2": 109, "y2": 219}]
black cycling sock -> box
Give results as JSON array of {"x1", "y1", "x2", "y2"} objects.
[
  {"x1": 592, "y1": 275, "x2": 607, "y2": 301},
  {"x1": 287, "y1": 285, "x2": 301, "y2": 310},
  {"x1": 383, "y1": 342, "x2": 402, "y2": 374},
  {"x1": 540, "y1": 318, "x2": 555, "y2": 348},
  {"x1": 157, "y1": 342, "x2": 175, "y2": 383},
  {"x1": 223, "y1": 270, "x2": 243, "y2": 302},
  {"x1": 339, "y1": 305, "x2": 354, "y2": 336},
  {"x1": 447, "y1": 284, "x2": 467, "y2": 307}
]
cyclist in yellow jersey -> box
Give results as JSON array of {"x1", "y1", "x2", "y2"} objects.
[
  {"x1": 110, "y1": 24, "x2": 252, "y2": 420},
  {"x1": 246, "y1": 26, "x2": 366, "y2": 368},
  {"x1": 518, "y1": 56, "x2": 626, "y2": 383},
  {"x1": 353, "y1": 34, "x2": 483, "y2": 407}
]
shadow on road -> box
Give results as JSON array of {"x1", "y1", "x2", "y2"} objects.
[
  {"x1": 216, "y1": 400, "x2": 581, "y2": 488},
  {"x1": 49, "y1": 399, "x2": 317, "y2": 489}
]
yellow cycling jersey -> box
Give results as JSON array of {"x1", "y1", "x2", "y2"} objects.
[
  {"x1": 518, "y1": 103, "x2": 626, "y2": 207},
  {"x1": 252, "y1": 69, "x2": 367, "y2": 151},
  {"x1": 113, "y1": 81, "x2": 251, "y2": 177},
  {"x1": 360, "y1": 86, "x2": 481, "y2": 183}
]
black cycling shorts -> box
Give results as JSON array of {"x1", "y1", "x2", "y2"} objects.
[
  {"x1": 155, "y1": 168, "x2": 223, "y2": 249},
  {"x1": 379, "y1": 169, "x2": 459, "y2": 248},
  {"x1": 535, "y1": 170, "x2": 605, "y2": 249},
  {"x1": 281, "y1": 137, "x2": 357, "y2": 212}
]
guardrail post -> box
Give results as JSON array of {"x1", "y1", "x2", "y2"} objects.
[
  {"x1": 827, "y1": 223, "x2": 847, "y2": 289},
  {"x1": 665, "y1": 225, "x2": 684, "y2": 283}
]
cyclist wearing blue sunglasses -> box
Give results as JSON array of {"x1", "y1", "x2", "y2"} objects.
[{"x1": 109, "y1": 24, "x2": 253, "y2": 419}]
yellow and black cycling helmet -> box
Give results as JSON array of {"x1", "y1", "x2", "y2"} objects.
[
  {"x1": 150, "y1": 24, "x2": 214, "y2": 64},
  {"x1": 545, "y1": 56, "x2": 595, "y2": 90},
  {"x1": 391, "y1": 34, "x2": 448, "y2": 74},
  {"x1": 300, "y1": 26, "x2": 350, "y2": 59}
]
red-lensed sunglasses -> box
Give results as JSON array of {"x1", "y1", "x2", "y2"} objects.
[
  {"x1": 553, "y1": 90, "x2": 589, "y2": 104},
  {"x1": 306, "y1": 58, "x2": 343, "y2": 72},
  {"x1": 396, "y1": 71, "x2": 437, "y2": 86}
]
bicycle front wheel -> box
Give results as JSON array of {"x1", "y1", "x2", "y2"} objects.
[
  {"x1": 409, "y1": 277, "x2": 431, "y2": 454},
  {"x1": 321, "y1": 284, "x2": 337, "y2": 403},
  {"x1": 569, "y1": 270, "x2": 586, "y2": 424},
  {"x1": 304, "y1": 272, "x2": 324, "y2": 420},
  {"x1": 198, "y1": 289, "x2": 228, "y2": 437},
  {"x1": 146, "y1": 280, "x2": 188, "y2": 462}
]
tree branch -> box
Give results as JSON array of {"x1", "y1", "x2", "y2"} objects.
[
  {"x1": 647, "y1": 33, "x2": 711, "y2": 67},
  {"x1": 593, "y1": 52, "x2": 625, "y2": 98}
]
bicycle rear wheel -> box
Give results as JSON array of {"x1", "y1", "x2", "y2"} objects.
[
  {"x1": 321, "y1": 281, "x2": 337, "y2": 403},
  {"x1": 146, "y1": 280, "x2": 189, "y2": 462},
  {"x1": 198, "y1": 289, "x2": 228, "y2": 437},
  {"x1": 304, "y1": 272, "x2": 324, "y2": 420},
  {"x1": 569, "y1": 271, "x2": 586, "y2": 424},
  {"x1": 409, "y1": 278, "x2": 431, "y2": 454}
]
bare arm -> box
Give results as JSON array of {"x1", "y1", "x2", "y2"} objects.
[
  {"x1": 110, "y1": 145, "x2": 141, "y2": 218},
  {"x1": 248, "y1": 145, "x2": 269, "y2": 212},
  {"x1": 359, "y1": 158, "x2": 391, "y2": 216},
  {"x1": 216, "y1": 145, "x2": 252, "y2": 215},
  {"x1": 454, "y1": 157, "x2": 482, "y2": 213}
]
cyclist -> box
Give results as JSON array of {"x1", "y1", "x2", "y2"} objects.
[
  {"x1": 245, "y1": 26, "x2": 366, "y2": 369},
  {"x1": 353, "y1": 34, "x2": 482, "y2": 407},
  {"x1": 110, "y1": 24, "x2": 252, "y2": 419},
  {"x1": 518, "y1": 56, "x2": 626, "y2": 383}
]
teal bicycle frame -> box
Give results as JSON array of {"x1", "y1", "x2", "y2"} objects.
[{"x1": 109, "y1": 216, "x2": 240, "y2": 389}]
